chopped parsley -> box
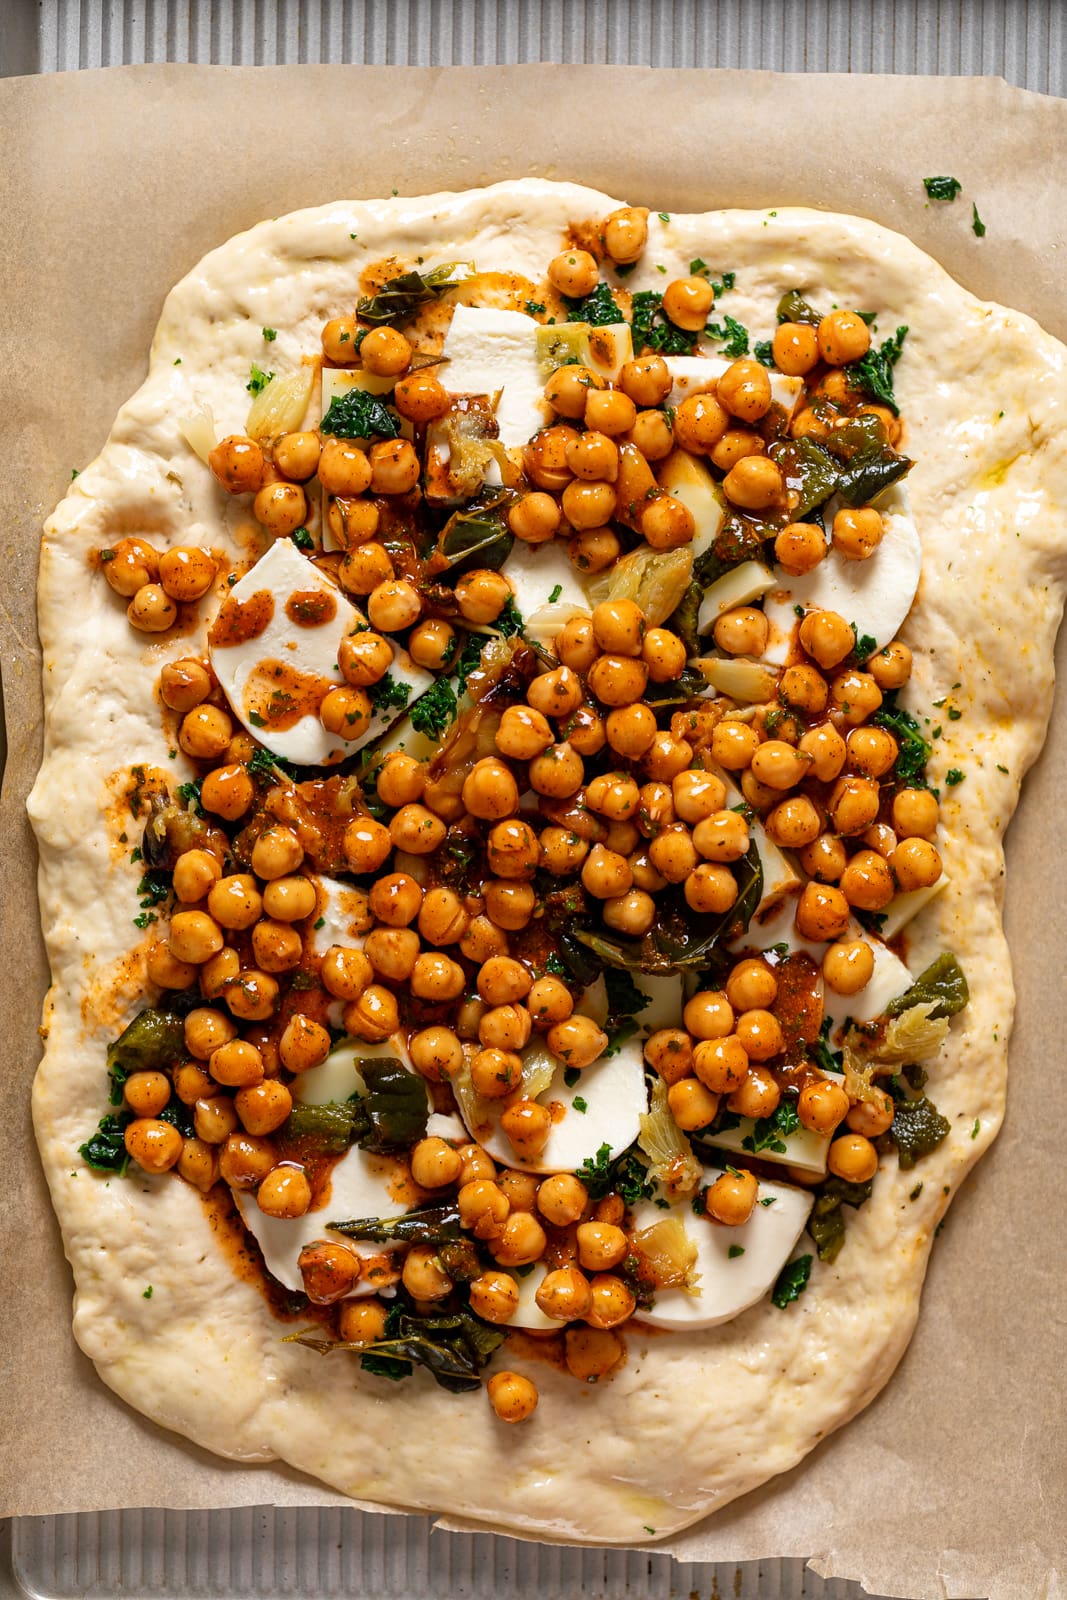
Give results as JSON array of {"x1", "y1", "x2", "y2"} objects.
[
  {"x1": 742, "y1": 1098, "x2": 801, "y2": 1155},
  {"x1": 369, "y1": 673, "x2": 412, "y2": 715},
  {"x1": 313, "y1": 916, "x2": 326, "y2": 930},
  {"x1": 291, "y1": 527, "x2": 314, "y2": 551},
  {"x1": 772, "y1": 1254, "x2": 813, "y2": 1309},
  {"x1": 572, "y1": 1097, "x2": 588, "y2": 1114},
  {"x1": 545, "y1": 953, "x2": 567, "y2": 977},
  {"x1": 874, "y1": 693, "x2": 932, "y2": 787},
  {"x1": 409, "y1": 677, "x2": 458, "y2": 739},
  {"x1": 137, "y1": 870, "x2": 171, "y2": 910},
  {"x1": 970, "y1": 1118, "x2": 981, "y2": 1139},
  {"x1": 175, "y1": 778, "x2": 203, "y2": 813},
  {"x1": 246, "y1": 362, "x2": 274, "y2": 395},
  {"x1": 753, "y1": 339, "x2": 775, "y2": 367},
  {"x1": 629, "y1": 290, "x2": 698, "y2": 356},
  {"x1": 945, "y1": 768, "x2": 965, "y2": 786},
  {"x1": 923, "y1": 176, "x2": 962, "y2": 201},
  {"x1": 704, "y1": 314, "x2": 749, "y2": 357},
  {"x1": 947, "y1": 706, "x2": 962, "y2": 721},
  {"x1": 563, "y1": 1067, "x2": 581, "y2": 1089},
  {"x1": 548, "y1": 584, "x2": 563, "y2": 603},
  {"x1": 143, "y1": 1285, "x2": 154, "y2": 1299},
  {"x1": 320, "y1": 386, "x2": 399, "y2": 441},
  {"x1": 262, "y1": 327, "x2": 278, "y2": 341},
  {"x1": 524, "y1": 300, "x2": 546, "y2": 316},
  {"x1": 495, "y1": 596, "x2": 524, "y2": 638},
  {"x1": 728, "y1": 1245, "x2": 745, "y2": 1259},
  {"x1": 563, "y1": 281, "x2": 621, "y2": 326},
  {"x1": 846, "y1": 324, "x2": 908, "y2": 415},
  {"x1": 576, "y1": 1143, "x2": 650, "y2": 1204},
  {"x1": 972, "y1": 203, "x2": 986, "y2": 238}
]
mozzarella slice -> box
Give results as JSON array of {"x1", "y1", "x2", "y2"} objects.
[
  {"x1": 665, "y1": 356, "x2": 802, "y2": 418},
  {"x1": 233, "y1": 1147, "x2": 409, "y2": 1296},
  {"x1": 633, "y1": 972, "x2": 684, "y2": 1034},
  {"x1": 696, "y1": 560, "x2": 776, "y2": 635},
  {"x1": 700, "y1": 1116, "x2": 830, "y2": 1177},
  {"x1": 878, "y1": 875, "x2": 949, "y2": 941},
  {"x1": 733, "y1": 890, "x2": 913, "y2": 1035},
  {"x1": 440, "y1": 305, "x2": 550, "y2": 449},
  {"x1": 715, "y1": 767, "x2": 801, "y2": 915},
  {"x1": 630, "y1": 1180, "x2": 813, "y2": 1329},
  {"x1": 763, "y1": 488, "x2": 922, "y2": 666},
  {"x1": 504, "y1": 1263, "x2": 559, "y2": 1332},
  {"x1": 208, "y1": 538, "x2": 432, "y2": 765},
  {"x1": 290, "y1": 1036, "x2": 409, "y2": 1106},
  {"x1": 502, "y1": 537, "x2": 590, "y2": 645},
  {"x1": 465, "y1": 1034, "x2": 648, "y2": 1175}
]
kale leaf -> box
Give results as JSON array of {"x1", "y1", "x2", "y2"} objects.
[
  {"x1": 577, "y1": 1142, "x2": 651, "y2": 1204},
  {"x1": 79, "y1": 1112, "x2": 132, "y2": 1173},
  {"x1": 886, "y1": 952, "x2": 968, "y2": 1020},
  {"x1": 563, "y1": 281, "x2": 621, "y2": 326},
  {"x1": 874, "y1": 692, "x2": 932, "y2": 787},
  {"x1": 409, "y1": 677, "x2": 458, "y2": 739},
  {"x1": 772, "y1": 1254, "x2": 813, "y2": 1308},
  {"x1": 356, "y1": 262, "x2": 469, "y2": 326},
  {"x1": 369, "y1": 673, "x2": 412, "y2": 716},
  {"x1": 742, "y1": 1097, "x2": 801, "y2": 1155},
  {"x1": 923, "y1": 175, "x2": 962, "y2": 201},
  {"x1": 629, "y1": 290, "x2": 699, "y2": 356},
  {"x1": 846, "y1": 325, "x2": 908, "y2": 415},
  {"x1": 705, "y1": 314, "x2": 750, "y2": 357}
]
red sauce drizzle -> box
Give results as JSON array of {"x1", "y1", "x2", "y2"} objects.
[
  {"x1": 243, "y1": 658, "x2": 334, "y2": 730},
  {"x1": 208, "y1": 588, "x2": 274, "y2": 647},
  {"x1": 285, "y1": 589, "x2": 337, "y2": 628}
]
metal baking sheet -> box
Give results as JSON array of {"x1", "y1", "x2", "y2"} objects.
[{"x1": 4, "y1": 2, "x2": 1059, "y2": 1597}]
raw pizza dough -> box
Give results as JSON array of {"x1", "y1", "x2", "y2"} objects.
[{"x1": 28, "y1": 180, "x2": 1067, "y2": 1542}]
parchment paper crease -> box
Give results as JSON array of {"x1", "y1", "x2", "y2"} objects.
[{"x1": 0, "y1": 65, "x2": 1063, "y2": 1600}]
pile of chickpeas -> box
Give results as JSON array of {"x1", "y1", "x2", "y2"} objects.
[{"x1": 107, "y1": 207, "x2": 943, "y2": 1425}]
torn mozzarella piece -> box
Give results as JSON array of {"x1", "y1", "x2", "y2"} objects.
[
  {"x1": 714, "y1": 767, "x2": 801, "y2": 915},
  {"x1": 631, "y1": 1180, "x2": 813, "y2": 1329},
  {"x1": 464, "y1": 1034, "x2": 648, "y2": 1175},
  {"x1": 701, "y1": 1116, "x2": 831, "y2": 1178},
  {"x1": 307, "y1": 875, "x2": 368, "y2": 960},
  {"x1": 207, "y1": 538, "x2": 432, "y2": 765},
  {"x1": 656, "y1": 450, "x2": 725, "y2": 562},
  {"x1": 440, "y1": 305, "x2": 550, "y2": 449},
  {"x1": 696, "y1": 560, "x2": 776, "y2": 635},
  {"x1": 502, "y1": 537, "x2": 590, "y2": 645},
  {"x1": 763, "y1": 486, "x2": 922, "y2": 666},
  {"x1": 504, "y1": 1262, "x2": 559, "y2": 1332},
  {"x1": 878, "y1": 876, "x2": 950, "y2": 941},
  {"x1": 633, "y1": 972, "x2": 684, "y2": 1034},
  {"x1": 289, "y1": 1036, "x2": 410, "y2": 1106},
  {"x1": 665, "y1": 356, "x2": 802, "y2": 418}
]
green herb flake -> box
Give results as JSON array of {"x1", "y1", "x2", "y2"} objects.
[
  {"x1": 705, "y1": 314, "x2": 750, "y2": 357},
  {"x1": 291, "y1": 527, "x2": 314, "y2": 551},
  {"x1": 525, "y1": 300, "x2": 546, "y2": 316},
  {"x1": 947, "y1": 706, "x2": 962, "y2": 721},
  {"x1": 727, "y1": 1244, "x2": 745, "y2": 1259},
  {"x1": 945, "y1": 768, "x2": 965, "y2": 786},
  {"x1": 996, "y1": 763, "x2": 1009, "y2": 774},
  {"x1": 772, "y1": 1254, "x2": 813, "y2": 1309},
  {"x1": 970, "y1": 1117, "x2": 981, "y2": 1139},
  {"x1": 545, "y1": 953, "x2": 567, "y2": 976},
  {"x1": 548, "y1": 584, "x2": 563, "y2": 603},
  {"x1": 320, "y1": 387, "x2": 399, "y2": 442},
  {"x1": 753, "y1": 339, "x2": 775, "y2": 366},
  {"x1": 846, "y1": 324, "x2": 908, "y2": 415},
  {"x1": 369, "y1": 673, "x2": 412, "y2": 716},
  {"x1": 572, "y1": 1096, "x2": 588, "y2": 1114},
  {"x1": 246, "y1": 362, "x2": 274, "y2": 396},
  {"x1": 248, "y1": 711, "x2": 266, "y2": 728},
  {"x1": 495, "y1": 595, "x2": 524, "y2": 638},
  {"x1": 657, "y1": 212, "x2": 670, "y2": 223},
  {"x1": 972, "y1": 203, "x2": 986, "y2": 238},
  {"x1": 313, "y1": 916, "x2": 326, "y2": 931},
  {"x1": 410, "y1": 677, "x2": 458, "y2": 740},
  {"x1": 923, "y1": 175, "x2": 962, "y2": 202},
  {"x1": 143, "y1": 1285, "x2": 154, "y2": 1299}
]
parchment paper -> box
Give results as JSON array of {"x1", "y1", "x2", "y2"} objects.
[{"x1": 1, "y1": 65, "x2": 1064, "y2": 1600}]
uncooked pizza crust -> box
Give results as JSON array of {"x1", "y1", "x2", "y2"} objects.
[{"x1": 29, "y1": 180, "x2": 1067, "y2": 1542}]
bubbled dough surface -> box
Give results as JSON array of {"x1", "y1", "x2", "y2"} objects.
[{"x1": 29, "y1": 179, "x2": 1067, "y2": 1542}]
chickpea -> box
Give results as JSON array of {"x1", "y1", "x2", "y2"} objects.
[
  {"x1": 524, "y1": 423, "x2": 580, "y2": 491},
  {"x1": 779, "y1": 663, "x2": 829, "y2": 716},
  {"x1": 353, "y1": 327, "x2": 410, "y2": 381},
  {"x1": 673, "y1": 392, "x2": 730, "y2": 454},
  {"x1": 843, "y1": 728, "x2": 896, "y2": 781},
  {"x1": 342, "y1": 983, "x2": 400, "y2": 1042},
  {"x1": 774, "y1": 520, "x2": 827, "y2": 577},
  {"x1": 193, "y1": 1094, "x2": 239, "y2": 1145},
  {"x1": 566, "y1": 431, "x2": 619, "y2": 484},
  {"x1": 568, "y1": 526, "x2": 622, "y2": 574},
  {"x1": 178, "y1": 704, "x2": 232, "y2": 762},
  {"x1": 248, "y1": 826, "x2": 300, "y2": 882},
  {"x1": 818, "y1": 310, "x2": 871, "y2": 366},
  {"x1": 119, "y1": 1069, "x2": 170, "y2": 1120},
  {"x1": 823, "y1": 938, "x2": 876, "y2": 997},
  {"x1": 318, "y1": 685, "x2": 371, "y2": 744},
  {"x1": 892, "y1": 788, "x2": 940, "y2": 840},
  {"x1": 411, "y1": 887, "x2": 465, "y2": 949},
  {"x1": 474, "y1": 956, "x2": 529, "y2": 1007},
  {"x1": 479, "y1": 1004, "x2": 533, "y2": 1053},
  {"x1": 590, "y1": 598, "x2": 643, "y2": 657},
  {"x1": 386, "y1": 804, "x2": 444, "y2": 856},
  {"x1": 549, "y1": 616, "x2": 594, "y2": 675},
  {"x1": 366, "y1": 437, "x2": 418, "y2": 498},
  {"x1": 367, "y1": 577, "x2": 420, "y2": 633},
  {"x1": 169, "y1": 848, "x2": 219, "y2": 906},
  {"x1": 684, "y1": 862, "x2": 737, "y2": 915},
  {"x1": 830, "y1": 669, "x2": 883, "y2": 727},
  {"x1": 482, "y1": 880, "x2": 536, "y2": 932},
  {"x1": 198, "y1": 946, "x2": 239, "y2": 1000},
  {"x1": 452, "y1": 570, "x2": 510, "y2": 626},
  {"x1": 392, "y1": 364, "x2": 450, "y2": 421},
  {"x1": 890, "y1": 837, "x2": 943, "y2": 891},
  {"x1": 584, "y1": 387, "x2": 638, "y2": 437},
  {"x1": 404, "y1": 1135, "x2": 461, "y2": 1190},
  {"x1": 487, "y1": 818, "x2": 540, "y2": 879},
  {"x1": 407, "y1": 1025, "x2": 461, "y2": 1083},
  {"x1": 253, "y1": 481, "x2": 308, "y2": 536},
  {"x1": 705, "y1": 1167, "x2": 759, "y2": 1226},
  {"x1": 218, "y1": 1132, "x2": 276, "y2": 1190},
  {"x1": 846, "y1": 1088, "x2": 895, "y2": 1138},
  {"x1": 362, "y1": 927, "x2": 418, "y2": 983},
  {"x1": 407, "y1": 617, "x2": 456, "y2": 672},
  {"x1": 692, "y1": 809, "x2": 750, "y2": 862},
  {"x1": 157, "y1": 546, "x2": 217, "y2": 605},
  {"x1": 195, "y1": 763, "x2": 252, "y2": 822},
  {"x1": 233, "y1": 1079, "x2": 293, "y2": 1137},
  {"x1": 411, "y1": 952, "x2": 468, "y2": 1003},
  {"x1": 459, "y1": 757, "x2": 519, "y2": 822},
  {"x1": 681, "y1": 990, "x2": 732, "y2": 1041},
  {"x1": 586, "y1": 654, "x2": 649, "y2": 710},
  {"x1": 123, "y1": 1117, "x2": 183, "y2": 1174},
  {"x1": 828, "y1": 1132, "x2": 879, "y2": 1183},
  {"x1": 547, "y1": 248, "x2": 599, "y2": 298},
  {"x1": 524, "y1": 667, "x2": 580, "y2": 722},
  {"x1": 294, "y1": 1240, "x2": 362, "y2": 1305},
  {"x1": 334, "y1": 634, "x2": 392, "y2": 694},
  {"x1": 329, "y1": 496, "x2": 381, "y2": 549},
  {"x1": 741, "y1": 770, "x2": 780, "y2": 812},
  {"x1": 158, "y1": 659, "x2": 211, "y2": 716},
  {"x1": 641, "y1": 493, "x2": 695, "y2": 551},
  {"x1": 533, "y1": 1174, "x2": 586, "y2": 1228},
  {"x1": 177, "y1": 1136, "x2": 219, "y2": 1192},
  {"x1": 339, "y1": 541, "x2": 394, "y2": 595},
  {"x1": 487, "y1": 1370, "x2": 539, "y2": 1423},
  {"x1": 829, "y1": 773, "x2": 882, "y2": 835},
  {"x1": 565, "y1": 1326, "x2": 625, "y2": 1382},
  {"x1": 224, "y1": 970, "x2": 279, "y2": 1023},
  {"x1": 586, "y1": 1273, "x2": 636, "y2": 1329},
  {"x1": 722, "y1": 455, "x2": 782, "y2": 510},
  {"x1": 799, "y1": 722, "x2": 847, "y2": 783},
  {"x1": 145, "y1": 940, "x2": 197, "y2": 990},
  {"x1": 717, "y1": 359, "x2": 773, "y2": 422},
  {"x1": 320, "y1": 316, "x2": 359, "y2": 363},
  {"x1": 535, "y1": 1266, "x2": 593, "y2": 1322},
  {"x1": 605, "y1": 818, "x2": 641, "y2": 854},
  {"x1": 546, "y1": 1014, "x2": 607, "y2": 1069},
  {"x1": 727, "y1": 1065, "x2": 781, "y2": 1121},
  {"x1": 628, "y1": 408, "x2": 675, "y2": 460},
  {"x1": 127, "y1": 583, "x2": 178, "y2": 633},
  {"x1": 765, "y1": 784, "x2": 825, "y2": 847},
  {"x1": 602, "y1": 886, "x2": 656, "y2": 939},
  {"x1": 208, "y1": 434, "x2": 265, "y2": 495},
  {"x1": 602, "y1": 205, "x2": 649, "y2": 263},
  {"x1": 496, "y1": 1169, "x2": 539, "y2": 1211},
  {"x1": 713, "y1": 606, "x2": 769, "y2": 658},
  {"x1": 644, "y1": 824, "x2": 696, "y2": 884},
  {"x1": 508, "y1": 490, "x2": 561, "y2": 544},
  {"x1": 800, "y1": 613, "x2": 865, "y2": 684},
  {"x1": 337, "y1": 1298, "x2": 390, "y2": 1344},
  {"x1": 619, "y1": 354, "x2": 671, "y2": 408},
  {"x1": 583, "y1": 773, "x2": 639, "y2": 822},
  {"x1": 662, "y1": 274, "x2": 715, "y2": 331},
  {"x1": 772, "y1": 321, "x2": 820, "y2": 375},
  {"x1": 635, "y1": 634, "x2": 685, "y2": 693},
  {"x1": 257, "y1": 1164, "x2": 312, "y2": 1220},
  {"x1": 832, "y1": 505, "x2": 884, "y2": 562},
  {"x1": 491, "y1": 1204, "x2": 549, "y2": 1263},
  {"x1": 561, "y1": 479, "x2": 617, "y2": 531},
  {"x1": 735, "y1": 1008, "x2": 784, "y2": 1063},
  {"x1": 469, "y1": 1271, "x2": 520, "y2": 1325},
  {"x1": 795, "y1": 881, "x2": 851, "y2": 942},
  {"x1": 707, "y1": 719, "x2": 757, "y2": 772},
  {"x1": 460, "y1": 916, "x2": 509, "y2": 963},
  {"x1": 577, "y1": 844, "x2": 629, "y2": 901},
  {"x1": 459, "y1": 1178, "x2": 511, "y2": 1239},
  {"x1": 868, "y1": 639, "x2": 913, "y2": 690},
  {"x1": 167, "y1": 909, "x2": 224, "y2": 966},
  {"x1": 864, "y1": 821, "x2": 897, "y2": 859},
  {"x1": 183, "y1": 1007, "x2": 236, "y2": 1063},
  {"x1": 270, "y1": 431, "x2": 319, "y2": 483},
  {"x1": 606, "y1": 704, "x2": 657, "y2": 760},
  {"x1": 524, "y1": 976, "x2": 571, "y2": 1030},
  {"x1": 318, "y1": 948, "x2": 371, "y2": 1005},
  {"x1": 840, "y1": 849, "x2": 896, "y2": 911},
  {"x1": 643, "y1": 733, "x2": 692, "y2": 785},
  {"x1": 668, "y1": 1077, "x2": 721, "y2": 1131},
  {"x1": 208, "y1": 1038, "x2": 264, "y2": 1090},
  {"x1": 399, "y1": 1243, "x2": 452, "y2": 1302},
  {"x1": 102, "y1": 536, "x2": 162, "y2": 598},
  {"x1": 693, "y1": 1034, "x2": 749, "y2": 1095},
  {"x1": 375, "y1": 757, "x2": 428, "y2": 814}
]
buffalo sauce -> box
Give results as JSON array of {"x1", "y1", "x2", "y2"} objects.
[
  {"x1": 243, "y1": 658, "x2": 334, "y2": 730},
  {"x1": 208, "y1": 588, "x2": 274, "y2": 647},
  {"x1": 286, "y1": 589, "x2": 337, "y2": 628}
]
